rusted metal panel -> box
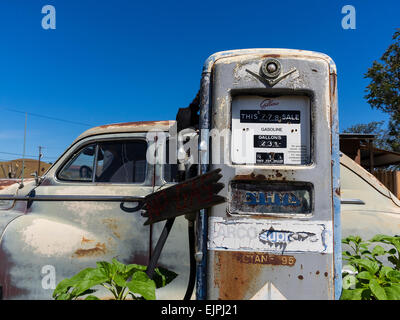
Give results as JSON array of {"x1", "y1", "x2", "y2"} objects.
[
  {"x1": 210, "y1": 250, "x2": 332, "y2": 300},
  {"x1": 231, "y1": 251, "x2": 296, "y2": 266},
  {"x1": 0, "y1": 131, "x2": 190, "y2": 300},
  {"x1": 142, "y1": 169, "x2": 225, "y2": 225},
  {"x1": 199, "y1": 49, "x2": 339, "y2": 300},
  {"x1": 0, "y1": 179, "x2": 19, "y2": 191},
  {"x1": 208, "y1": 217, "x2": 333, "y2": 254},
  {"x1": 75, "y1": 120, "x2": 175, "y2": 143},
  {"x1": 229, "y1": 181, "x2": 313, "y2": 216}
]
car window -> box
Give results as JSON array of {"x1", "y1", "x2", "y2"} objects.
[
  {"x1": 58, "y1": 144, "x2": 96, "y2": 181},
  {"x1": 95, "y1": 140, "x2": 147, "y2": 183}
]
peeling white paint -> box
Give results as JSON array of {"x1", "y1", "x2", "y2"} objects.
[
  {"x1": 21, "y1": 218, "x2": 98, "y2": 256},
  {"x1": 250, "y1": 282, "x2": 287, "y2": 300},
  {"x1": 208, "y1": 216, "x2": 333, "y2": 254}
]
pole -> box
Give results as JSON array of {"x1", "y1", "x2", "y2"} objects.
[
  {"x1": 20, "y1": 113, "x2": 27, "y2": 188},
  {"x1": 37, "y1": 146, "x2": 42, "y2": 176}
]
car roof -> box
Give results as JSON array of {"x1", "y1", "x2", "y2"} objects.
[{"x1": 74, "y1": 120, "x2": 176, "y2": 143}]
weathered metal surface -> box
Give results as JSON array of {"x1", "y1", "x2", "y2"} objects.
[
  {"x1": 196, "y1": 70, "x2": 212, "y2": 300},
  {"x1": 75, "y1": 120, "x2": 174, "y2": 142},
  {"x1": 231, "y1": 251, "x2": 296, "y2": 266},
  {"x1": 211, "y1": 250, "x2": 331, "y2": 300},
  {"x1": 0, "y1": 131, "x2": 190, "y2": 300},
  {"x1": 142, "y1": 169, "x2": 225, "y2": 225},
  {"x1": 208, "y1": 217, "x2": 333, "y2": 254},
  {"x1": 0, "y1": 179, "x2": 20, "y2": 191},
  {"x1": 340, "y1": 152, "x2": 400, "y2": 240},
  {"x1": 229, "y1": 181, "x2": 313, "y2": 216},
  {"x1": 199, "y1": 49, "x2": 339, "y2": 299}
]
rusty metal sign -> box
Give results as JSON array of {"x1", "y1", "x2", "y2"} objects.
[
  {"x1": 141, "y1": 169, "x2": 225, "y2": 225},
  {"x1": 232, "y1": 252, "x2": 296, "y2": 266},
  {"x1": 208, "y1": 217, "x2": 333, "y2": 254},
  {"x1": 229, "y1": 181, "x2": 313, "y2": 216}
]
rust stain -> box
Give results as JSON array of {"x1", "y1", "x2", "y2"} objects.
[
  {"x1": 214, "y1": 251, "x2": 264, "y2": 300},
  {"x1": 232, "y1": 171, "x2": 291, "y2": 182},
  {"x1": 81, "y1": 236, "x2": 94, "y2": 243},
  {"x1": 233, "y1": 174, "x2": 266, "y2": 181},
  {"x1": 0, "y1": 247, "x2": 28, "y2": 299},
  {"x1": 73, "y1": 242, "x2": 106, "y2": 258},
  {"x1": 0, "y1": 180, "x2": 18, "y2": 190},
  {"x1": 261, "y1": 54, "x2": 281, "y2": 58},
  {"x1": 330, "y1": 73, "x2": 337, "y2": 100},
  {"x1": 98, "y1": 120, "x2": 171, "y2": 129},
  {"x1": 102, "y1": 218, "x2": 121, "y2": 239},
  {"x1": 232, "y1": 252, "x2": 296, "y2": 266}
]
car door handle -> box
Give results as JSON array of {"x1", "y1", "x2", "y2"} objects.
[
  {"x1": 120, "y1": 201, "x2": 145, "y2": 213},
  {"x1": 341, "y1": 198, "x2": 365, "y2": 205}
]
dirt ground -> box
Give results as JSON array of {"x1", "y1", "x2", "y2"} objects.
[{"x1": 0, "y1": 158, "x2": 51, "y2": 179}]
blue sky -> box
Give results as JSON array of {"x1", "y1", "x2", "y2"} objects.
[{"x1": 0, "y1": 0, "x2": 399, "y2": 163}]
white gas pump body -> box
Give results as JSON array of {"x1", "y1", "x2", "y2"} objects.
[{"x1": 197, "y1": 49, "x2": 341, "y2": 300}]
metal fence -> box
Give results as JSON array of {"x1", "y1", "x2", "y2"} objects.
[{"x1": 373, "y1": 169, "x2": 400, "y2": 199}]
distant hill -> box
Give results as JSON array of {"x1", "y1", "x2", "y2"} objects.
[{"x1": 0, "y1": 158, "x2": 52, "y2": 179}]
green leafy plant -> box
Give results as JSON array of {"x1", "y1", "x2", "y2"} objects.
[
  {"x1": 341, "y1": 235, "x2": 400, "y2": 300},
  {"x1": 53, "y1": 258, "x2": 177, "y2": 300}
]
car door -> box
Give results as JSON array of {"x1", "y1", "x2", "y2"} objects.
[{"x1": 0, "y1": 132, "x2": 158, "y2": 299}]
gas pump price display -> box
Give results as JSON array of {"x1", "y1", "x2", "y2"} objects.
[
  {"x1": 240, "y1": 110, "x2": 301, "y2": 124},
  {"x1": 231, "y1": 95, "x2": 311, "y2": 165}
]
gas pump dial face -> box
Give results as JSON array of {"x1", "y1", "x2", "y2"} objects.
[{"x1": 231, "y1": 95, "x2": 311, "y2": 165}]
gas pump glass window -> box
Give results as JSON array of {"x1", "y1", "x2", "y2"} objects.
[
  {"x1": 58, "y1": 144, "x2": 95, "y2": 181},
  {"x1": 95, "y1": 140, "x2": 147, "y2": 183},
  {"x1": 231, "y1": 95, "x2": 311, "y2": 165}
]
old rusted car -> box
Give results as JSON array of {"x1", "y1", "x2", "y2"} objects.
[
  {"x1": 0, "y1": 120, "x2": 192, "y2": 300},
  {"x1": 340, "y1": 152, "x2": 400, "y2": 239}
]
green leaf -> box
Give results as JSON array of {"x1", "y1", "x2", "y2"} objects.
[
  {"x1": 126, "y1": 271, "x2": 156, "y2": 300},
  {"x1": 54, "y1": 292, "x2": 72, "y2": 300},
  {"x1": 53, "y1": 268, "x2": 98, "y2": 299},
  {"x1": 379, "y1": 266, "x2": 394, "y2": 280},
  {"x1": 353, "y1": 259, "x2": 380, "y2": 275},
  {"x1": 388, "y1": 256, "x2": 399, "y2": 267},
  {"x1": 96, "y1": 261, "x2": 114, "y2": 280},
  {"x1": 357, "y1": 271, "x2": 374, "y2": 281},
  {"x1": 53, "y1": 278, "x2": 75, "y2": 299},
  {"x1": 153, "y1": 267, "x2": 178, "y2": 288},
  {"x1": 369, "y1": 279, "x2": 387, "y2": 300},
  {"x1": 371, "y1": 235, "x2": 400, "y2": 254},
  {"x1": 112, "y1": 258, "x2": 128, "y2": 273},
  {"x1": 387, "y1": 270, "x2": 400, "y2": 283},
  {"x1": 125, "y1": 263, "x2": 147, "y2": 272},
  {"x1": 343, "y1": 275, "x2": 357, "y2": 289},
  {"x1": 370, "y1": 234, "x2": 391, "y2": 243},
  {"x1": 340, "y1": 288, "x2": 366, "y2": 300},
  {"x1": 85, "y1": 295, "x2": 100, "y2": 300},
  {"x1": 384, "y1": 284, "x2": 400, "y2": 300},
  {"x1": 372, "y1": 245, "x2": 387, "y2": 256},
  {"x1": 70, "y1": 268, "x2": 109, "y2": 298},
  {"x1": 342, "y1": 251, "x2": 352, "y2": 257},
  {"x1": 113, "y1": 273, "x2": 127, "y2": 288}
]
